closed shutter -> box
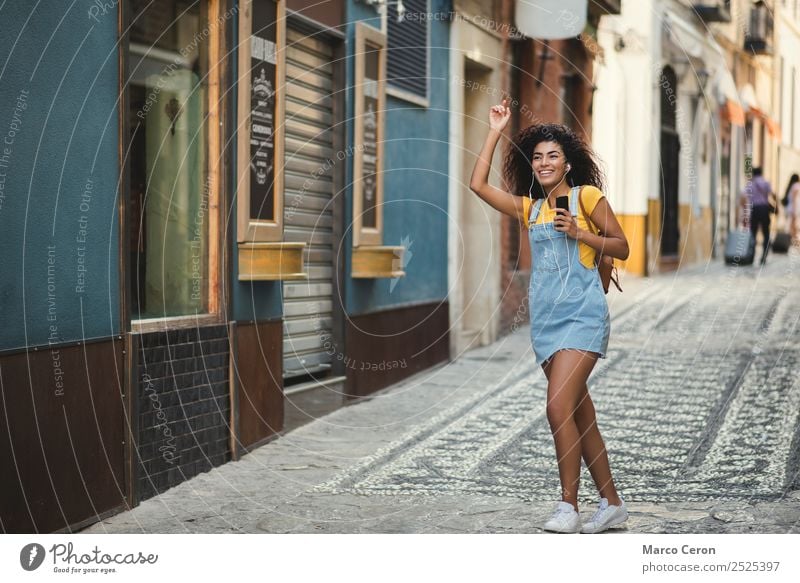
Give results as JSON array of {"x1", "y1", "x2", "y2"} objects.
[
  {"x1": 387, "y1": 0, "x2": 428, "y2": 98},
  {"x1": 283, "y1": 25, "x2": 336, "y2": 379}
]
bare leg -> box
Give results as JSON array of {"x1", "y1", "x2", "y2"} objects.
[
  {"x1": 542, "y1": 355, "x2": 621, "y2": 506},
  {"x1": 540, "y1": 349, "x2": 600, "y2": 510},
  {"x1": 573, "y1": 385, "x2": 622, "y2": 505}
]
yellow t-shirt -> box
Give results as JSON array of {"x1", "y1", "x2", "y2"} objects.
[{"x1": 520, "y1": 185, "x2": 605, "y2": 269}]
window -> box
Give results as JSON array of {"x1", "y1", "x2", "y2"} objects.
[
  {"x1": 353, "y1": 22, "x2": 386, "y2": 247},
  {"x1": 386, "y1": 0, "x2": 429, "y2": 101},
  {"x1": 350, "y1": 22, "x2": 406, "y2": 279},
  {"x1": 235, "y1": 1, "x2": 308, "y2": 281},
  {"x1": 236, "y1": 0, "x2": 286, "y2": 243},
  {"x1": 127, "y1": 0, "x2": 223, "y2": 321}
]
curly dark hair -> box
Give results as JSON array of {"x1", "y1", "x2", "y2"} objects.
[{"x1": 502, "y1": 123, "x2": 605, "y2": 199}]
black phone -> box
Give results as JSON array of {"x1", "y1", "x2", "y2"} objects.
[{"x1": 556, "y1": 196, "x2": 570, "y2": 213}]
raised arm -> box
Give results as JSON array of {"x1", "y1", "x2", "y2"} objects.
[{"x1": 469, "y1": 99, "x2": 526, "y2": 221}]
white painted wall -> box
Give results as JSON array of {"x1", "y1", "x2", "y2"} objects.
[
  {"x1": 447, "y1": 17, "x2": 504, "y2": 359},
  {"x1": 776, "y1": 8, "x2": 800, "y2": 190},
  {"x1": 593, "y1": 0, "x2": 740, "y2": 261},
  {"x1": 592, "y1": 0, "x2": 657, "y2": 216}
]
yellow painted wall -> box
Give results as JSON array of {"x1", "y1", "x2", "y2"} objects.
[
  {"x1": 647, "y1": 199, "x2": 662, "y2": 274},
  {"x1": 678, "y1": 204, "x2": 714, "y2": 265},
  {"x1": 616, "y1": 214, "x2": 647, "y2": 276},
  {"x1": 643, "y1": 199, "x2": 715, "y2": 273}
]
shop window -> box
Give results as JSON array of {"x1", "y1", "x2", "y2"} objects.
[
  {"x1": 353, "y1": 22, "x2": 386, "y2": 248},
  {"x1": 237, "y1": 0, "x2": 286, "y2": 243},
  {"x1": 127, "y1": 0, "x2": 223, "y2": 322},
  {"x1": 235, "y1": 1, "x2": 305, "y2": 282},
  {"x1": 352, "y1": 22, "x2": 405, "y2": 278}
]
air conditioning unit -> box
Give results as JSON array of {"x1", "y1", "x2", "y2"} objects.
[
  {"x1": 744, "y1": 1, "x2": 774, "y2": 55},
  {"x1": 692, "y1": 1, "x2": 732, "y2": 23}
]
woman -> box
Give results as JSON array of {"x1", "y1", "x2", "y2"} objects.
[
  {"x1": 784, "y1": 173, "x2": 800, "y2": 244},
  {"x1": 469, "y1": 99, "x2": 630, "y2": 534}
]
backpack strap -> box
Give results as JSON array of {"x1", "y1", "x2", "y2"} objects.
[
  {"x1": 569, "y1": 185, "x2": 580, "y2": 216},
  {"x1": 577, "y1": 186, "x2": 599, "y2": 235},
  {"x1": 578, "y1": 186, "x2": 623, "y2": 293},
  {"x1": 529, "y1": 197, "x2": 545, "y2": 225}
]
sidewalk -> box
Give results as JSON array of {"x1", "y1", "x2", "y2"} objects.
[{"x1": 84, "y1": 255, "x2": 800, "y2": 534}]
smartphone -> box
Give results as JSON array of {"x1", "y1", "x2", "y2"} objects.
[{"x1": 556, "y1": 196, "x2": 570, "y2": 213}]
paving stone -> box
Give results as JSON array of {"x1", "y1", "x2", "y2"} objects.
[{"x1": 255, "y1": 513, "x2": 313, "y2": 534}]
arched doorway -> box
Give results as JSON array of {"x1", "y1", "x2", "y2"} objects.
[{"x1": 659, "y1": 66, "x2": 680, "y2": 259}]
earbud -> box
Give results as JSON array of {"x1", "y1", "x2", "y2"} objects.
[{"x1": 566, "y1": 163, "x2": 572, "y2": 172}]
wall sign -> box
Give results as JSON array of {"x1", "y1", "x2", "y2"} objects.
[
  {"x1": 353, "y1": 23, "x2": 386, "y2": 247},
  {"x1": 249, "y1": 8, "x2": 277, "y2": 220},
  {"x1": 237, "y1": 0, "x2": 285, "y2": 242}
]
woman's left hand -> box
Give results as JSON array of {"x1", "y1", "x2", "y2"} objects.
[{"x1": 554, "y1": 208, "x2": 580, "y2": 239}]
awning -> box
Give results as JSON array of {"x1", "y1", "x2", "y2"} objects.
[
  {"x1": 662, "y1": 12, "x2": 705, "y2": 60},
  {"x1": 704, "y1": 35, "x2": 747, "y2": 129},
  {"x1": 710, "y1": 66, "x2": 738, "y2": 104},
  {"x1": 700, "y1": 38, "x2": 738, "y2": 105},
  {"x1": 738, "y1": 83, "x2": 759, "y2": 112},
  {"x1": 765, "y1": 116, "x2": 781, "y2": 139},
  {"x1": 663, "y1": 12, "x2": 741, "y2": 111},
  {"x1": 721, "y1": 100, "x2": 746, "y2": 127},
  {"x1": 749, "y1": 105, "x2": 782, "y2": 139}
]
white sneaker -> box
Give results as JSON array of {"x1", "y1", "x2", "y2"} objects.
[
  {"x1": 543, "y1": 501, "x2": 581, "y2": 533},
  {"x1": 580, "y1": 497, "x2": 628, "y2": 533}
]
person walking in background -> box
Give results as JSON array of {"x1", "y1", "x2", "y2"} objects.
[
  {"x1": 783, "y1": 173, "x2": 800, "y2": 245},
  {"x1": 469, "y1": 99, "x2": 630, "y2": 534},
  {"x1": 740, "y1": 167, "x2": 775, "y2": 266}
]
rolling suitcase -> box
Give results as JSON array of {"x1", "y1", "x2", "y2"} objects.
[
  {"x1": 772, "y1": 231, "x2": 791, "y2": 253},
  {"x1": 724, "y1": 229, "x2": 755, "y2": 265}
]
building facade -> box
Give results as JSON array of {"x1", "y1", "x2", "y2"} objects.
[
  {"x1": 774, "y1": 0, "x2": 800, "y2": 203},
  {"x1": 706, "y1": 0, "x2": 779, "y2": 244},
  {"x1": 591, "y1": 0, "x2": 778, "y2": 275},
  {"x1": 447, "y1": 0, "x2": 510, "y2": 354}
]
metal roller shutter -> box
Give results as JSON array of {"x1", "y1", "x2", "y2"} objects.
[{"x1": 283, "y1": 25, "x2": 336, "y2": 379}]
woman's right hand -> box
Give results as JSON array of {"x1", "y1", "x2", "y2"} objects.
[{"x1": 489, "y1": 99, "x2": 511, "y2": 132}]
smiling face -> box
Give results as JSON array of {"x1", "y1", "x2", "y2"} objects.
[{"x1": 531, "y1": 141, "x2": 568, "y2": 188}]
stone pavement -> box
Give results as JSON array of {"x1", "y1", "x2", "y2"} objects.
[{"x1": 84, "y1": 249, "x2": 800, "y2": 534}]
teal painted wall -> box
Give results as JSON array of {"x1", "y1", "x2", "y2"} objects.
[
  {"x1": 230, "y1": 3, "x2": 283, "y2": 323},
  {"x1": 345, "y1": 1, "x2": 450, "y2": 315},
  {"x1": 0, "y1": 2, "x2": 120, "y2": 350},
  {"x1": 232, "y1": 0, "x2": 450, "y2": 323}
]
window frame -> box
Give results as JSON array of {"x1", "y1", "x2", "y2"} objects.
[
  {"x1": 236, "y1": 0, "x2": 287, "y2": 243},
  {"x1": 353, "y1": 22, "x2": 387, "y2": 247},
  {"x1": 125, "y1": 0, "x2": 226, "y2": 330}
]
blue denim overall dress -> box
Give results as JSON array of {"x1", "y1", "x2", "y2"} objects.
[{"x1": 528, "y1": 186, "x2": 610, "y2": 366}]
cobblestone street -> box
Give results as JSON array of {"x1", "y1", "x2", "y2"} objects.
[{"x1": 85, "y1": 250, "x2": 800, "y2": 534}]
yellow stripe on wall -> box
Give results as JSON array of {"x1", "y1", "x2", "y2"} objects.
[
  {"x1": 616, "y1": 214, "x2": 647, "y2": 276},
  {"x1": 678, "y1": 204, "x2": 714, "y2": 265}
]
